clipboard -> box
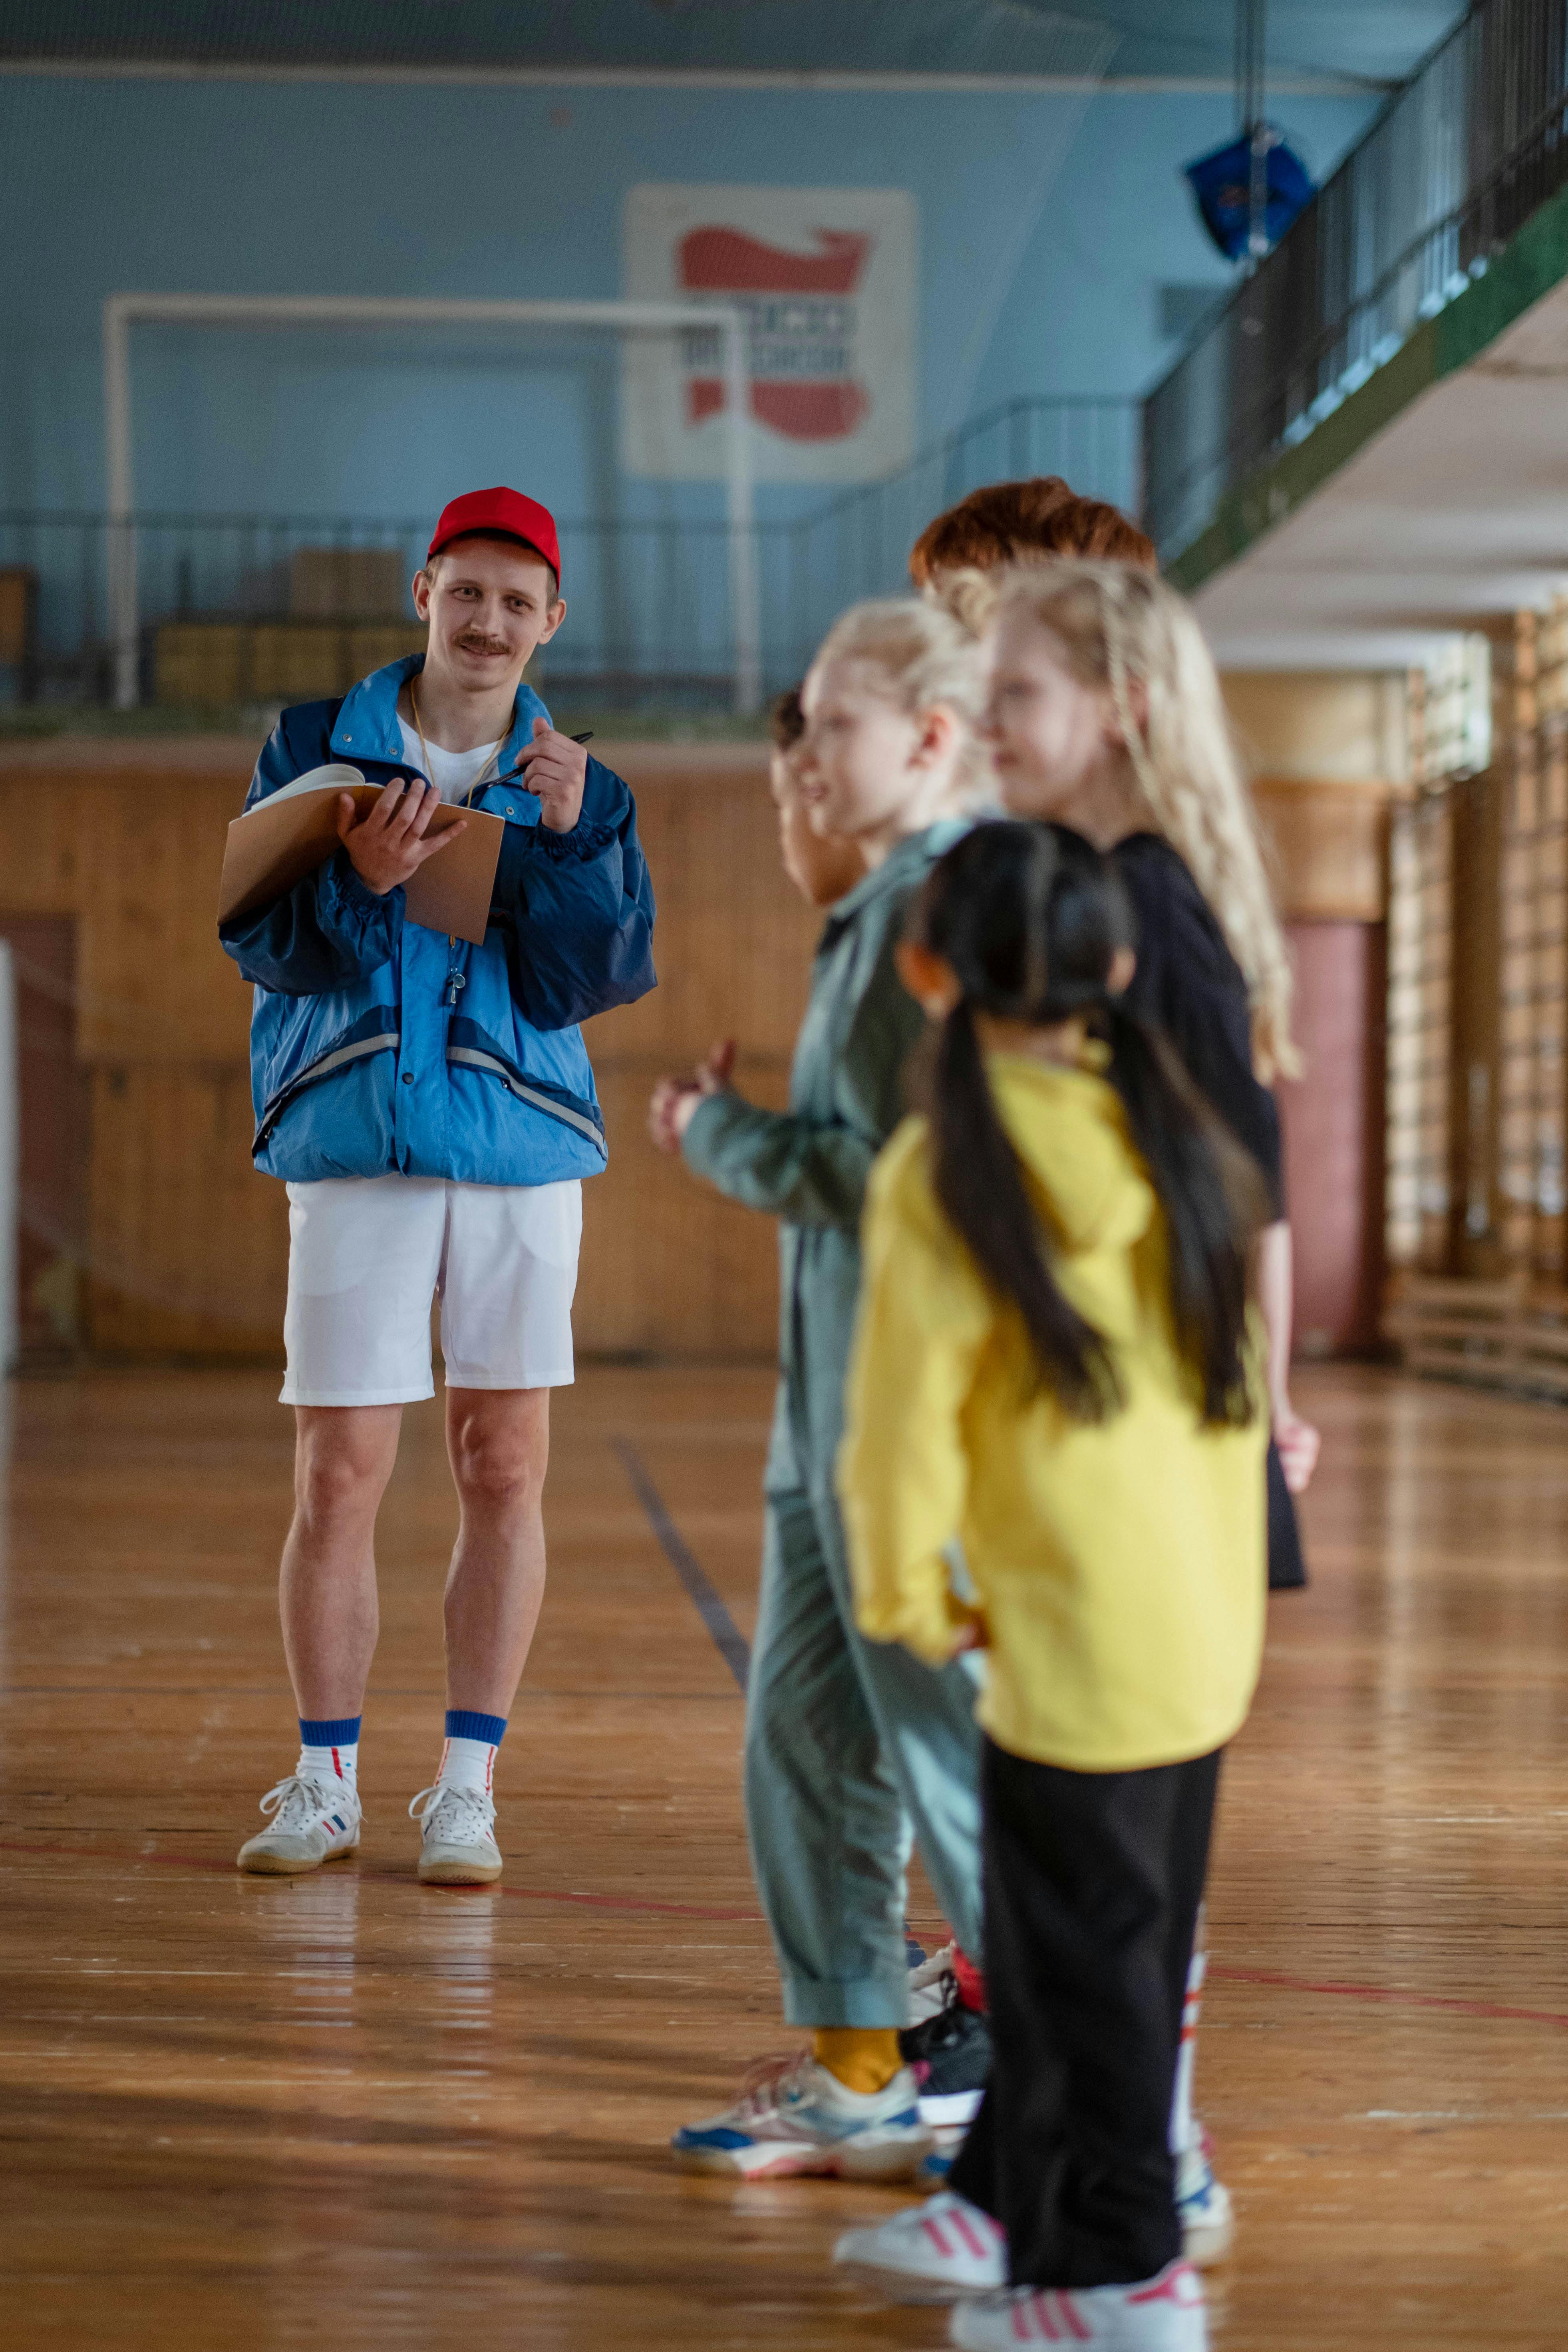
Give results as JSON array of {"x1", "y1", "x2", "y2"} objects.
[{"x1": 218, "y1": 765, "x2": 506, "y2": 947}]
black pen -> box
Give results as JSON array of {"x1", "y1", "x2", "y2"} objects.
[{"x1": 488, "y1": 731, "x2": 595, "y2": 792}]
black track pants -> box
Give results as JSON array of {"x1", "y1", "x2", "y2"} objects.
[{"x1": 949, "y1": 1736, "x2": 1221, "y2": 2289}]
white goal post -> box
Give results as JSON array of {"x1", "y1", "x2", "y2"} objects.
[{"x1": 102, "y1": 290, "x2": 761, "y2": 713}]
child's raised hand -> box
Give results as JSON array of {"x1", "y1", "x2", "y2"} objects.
[
  {"x1": 516, "y1": 716, "x2": 588, "y2": 834},
  {"x1": 649, "y1": 1043, "x2": 738, "y2": 1153},
  {"x1": 695, "y1": 1039, "x2": 737, "y2": 1095},
  {"x1": 648, "y1": 1077, "x2": 701, "y2": 1154},
  {"x1": 336, "y1": 781, "x2": 463, "y2": 897}
]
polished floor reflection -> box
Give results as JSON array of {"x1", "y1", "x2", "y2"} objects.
[{"x1": 2, "y1": 1364, "x2": 1566, "y2": 2349}]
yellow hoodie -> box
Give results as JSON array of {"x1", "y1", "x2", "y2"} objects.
[{"x1": 840, "y1": 1054, "x2": 1266, "y2": 1773}]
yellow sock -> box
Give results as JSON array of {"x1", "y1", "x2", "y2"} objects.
[{"x1": 812, "y1": 2027, "x2": 902, "y2": 2096}]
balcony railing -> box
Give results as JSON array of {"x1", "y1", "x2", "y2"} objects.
[
  {"x1": 1144, "y1": 0, "x2": 1568, "y2": 560},
  {"x1": 0, "y1": 395, "x2": 1138, "y2": 719}
]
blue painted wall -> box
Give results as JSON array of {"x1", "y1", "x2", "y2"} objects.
[{"x1": 1, "y1": 72, "x2": 1377, "y2": 521}]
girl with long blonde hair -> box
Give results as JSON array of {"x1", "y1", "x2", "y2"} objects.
[{"x1": 978, "y1": 559, "x2": 1318, "y2": 1505}]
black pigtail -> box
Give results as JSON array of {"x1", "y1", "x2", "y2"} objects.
[
  {"x1": 930, "y1": 998, "x2": 1122, "y2": 1420},
  {"x1": 1101, "y1": 1000, "x2": 1266, "y2": 1426},
  {"x1": 912, "y1": 818, "x2": 1264, "y2": 1432}
]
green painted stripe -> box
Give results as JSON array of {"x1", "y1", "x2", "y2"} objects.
[{"x1": 1168, "y1": 178, "x2": 1568, "y2": 596}]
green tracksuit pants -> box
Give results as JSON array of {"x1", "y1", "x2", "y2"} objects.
[{"x1": 745, "y1": 1470, "x2": 985, "y2": 2026}]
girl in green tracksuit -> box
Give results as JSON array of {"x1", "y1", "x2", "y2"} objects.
[{"x1": 650, "y1": 597, "x2": 990, "y2": 2179}]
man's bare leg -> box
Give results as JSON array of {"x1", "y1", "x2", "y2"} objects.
[
  {"x1": 237, "y1": 1404, "x2": 402, "y2": 1875},
  {"x1": 411, "y1": 1387, "x2": 551, "y2": 1883},
  {"x1": 279, "y1": 1404, "x2": 403, "y2": 1718},
  {"x1": 442, "y1": 1386, "x2": 551, "y2": 1712}
]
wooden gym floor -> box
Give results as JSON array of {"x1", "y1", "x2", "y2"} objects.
[{"x1": 2, "y1": 1361, "x2": 1566, "y2": 2350}]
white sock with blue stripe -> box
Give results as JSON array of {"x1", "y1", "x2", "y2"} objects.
[
  {"x1": 435, "y1": 1708, "x2": 506, "y2": 1793},
  {"x1": 298, "y1": 1715, "x2": 360, "y2": 1790}
]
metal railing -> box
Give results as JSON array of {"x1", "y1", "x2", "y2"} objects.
[
  {"x1": 0, "y1": 394, "x2": 1139, "y2": 718},
  {"x1": 1144, "y1": 0, "x2": 1568, "y2": 558},
  {"x1": 767, "y1": 394, "x2": 1139, "y2": 685}
]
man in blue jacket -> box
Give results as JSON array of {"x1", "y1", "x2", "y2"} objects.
[{"x1": 220, "y1": 486, "x2": 656, "y2": 1886}]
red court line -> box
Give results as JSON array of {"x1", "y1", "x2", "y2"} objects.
[
  {"x1": 4, "y1": 1842, "x2": 1564, "y2": 2022},
  {"x1": 0, "y1": 1838, "x2": 759, "y2": 1922},
  {"x1": 1208, "y1": 1963, "x2": 1568, "y2": 2031}
]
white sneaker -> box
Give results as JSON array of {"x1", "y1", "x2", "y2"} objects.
[
  {"x1": 671, "y1": 2052, "x2": 934, "y2": 2181},
  {"x1": 1175, "y1": 2139, "x2": 1234, "y2": 2267},
  {"x1": 409, "y1": 1782, "x2": 503, "y2": 1884},
  {"x1": 835, "y1": 2192, "x2": 1007, "y2": 2302},
  {"x1": 236, "y1": 1773, "x2": 362, "y2": 1876},
  {"x1": 950, "y1": 2261, "x2": 1206, "y2": 2350},
  {"x1": 908, "y1": 1939, "x2": 960, "y2": 2025}
]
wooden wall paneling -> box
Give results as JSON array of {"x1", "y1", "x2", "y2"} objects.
[
  {"x1": 1223, "y1": 670, "x2": 1409, "y2": 786},
  {"x1": 1252, "y1": 779, "x2": 1389, "y2": 921},
  {"x1": 574, "y1": 1058, "x2": 791, "y2": 1358},
  {"x1": 1536, "y1": 631, "x2": 1568, "y2": 1280},
  {"x1": 0, "y1": 916, "x2": 89, "y2": 1356},
  {"x1": 1416, "y1": 797, "x2": 1457, "y2": 1274},
  {"x1": 86, "y1": 1063, "x2": 285, "y2": 1355},
  {"x1": 1489, "y1": 604, "x2": 1568, "y2": 1280},
  {"x1": 79, "y1": 776, "x2": 254, "y2": 1064},
  {"x1": 581, "y1": 746, "x2": 818, "y2": 1062},
  {"x1": 574, "y1": 745, "x2": 820, "y2": 1358},
  {"x1": 1496, "y1": 611, "x2": 1540, "y2": 1271},
  {"x1": 0, "y1": 773, "x2": 89, "y2": 919}
]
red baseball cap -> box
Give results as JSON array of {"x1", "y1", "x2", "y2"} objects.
[{"x1": 426, "y1": 487, "x2": 561, "y2": 583}]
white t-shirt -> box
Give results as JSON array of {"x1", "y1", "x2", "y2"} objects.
[{"x1": 397, "y1": 718, "x2": 503, "y2": 804}]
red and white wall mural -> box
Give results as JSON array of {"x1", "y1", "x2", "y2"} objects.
[{"x1": 622, "y1": 184, "x2": 918, "y2": 483}]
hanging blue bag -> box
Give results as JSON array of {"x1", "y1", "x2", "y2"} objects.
[{"x1": 1184, "y1": 128, "x2": 1316, "y2": 260}]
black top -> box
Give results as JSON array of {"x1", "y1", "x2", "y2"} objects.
[{"x1": 1111, "y1": 832, "x2": 1284, "y2": 1221}]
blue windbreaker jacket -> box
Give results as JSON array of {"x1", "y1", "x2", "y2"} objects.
[{"x1": 219, "y1": 657, "x2": 656, "y2": 1187}]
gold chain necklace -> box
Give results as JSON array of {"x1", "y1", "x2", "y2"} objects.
[{"x1": 407, "y1": 679, "x2": 502, "y2": 808}]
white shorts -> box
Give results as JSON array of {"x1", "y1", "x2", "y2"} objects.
[{"x1": 280, "y1": 1176, "x2": 582, "y2": 1407}]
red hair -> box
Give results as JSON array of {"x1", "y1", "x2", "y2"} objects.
[{"x1": 910, "y1": 477, "x2": 1156, "y2": 583}]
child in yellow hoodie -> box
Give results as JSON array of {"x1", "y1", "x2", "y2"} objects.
[{"x1": 836, "y1": 820, "x2": 1268, "y2": 2352}]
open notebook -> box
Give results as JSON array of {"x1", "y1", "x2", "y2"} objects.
[{"x1": 217, "y1": 765, "x2": 506, "y2": 947}]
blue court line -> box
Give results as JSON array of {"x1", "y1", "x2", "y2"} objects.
[{"x1": 611, "y1": 1435, "x2": 751, "y2": 1692}]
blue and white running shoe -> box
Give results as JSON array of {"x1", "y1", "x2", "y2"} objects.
[
  {"x1": 671, "y1": 2052, "x2": 934, "y2": 2181},
  {"x1": 1175, "y1": 2137, "x2": 1234, "y2": 2266}
]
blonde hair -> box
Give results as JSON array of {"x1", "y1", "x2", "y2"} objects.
[
  {"x1": 926, "y1": 564, "x2": 1002, "y2": 638},
  {"x1": 811, "y1": 596, "x2": 989, "y2": 796},
  {"x1": 997, "y1": 561, "x2": 1298, "y2": 1080}
]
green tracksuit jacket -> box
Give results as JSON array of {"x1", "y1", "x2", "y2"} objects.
[
  {"x1": 680, "y1": 819, "x2": 985, "y2": 2026},
  {"x1": 683, "y1": 821, "x2": 969, "y2": 1493}
]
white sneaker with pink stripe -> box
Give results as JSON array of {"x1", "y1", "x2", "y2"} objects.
[
  {"x1": 949, "y1": 2260, "x2": 1206, "y2": 2350},
  {"x1": 834, "y1": 2192, "x2": 1008, "y2": 2302},
  {"x1": 409, "y1": 1781, "x2": 503, "y2": 1884}
]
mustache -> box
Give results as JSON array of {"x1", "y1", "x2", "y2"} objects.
[{"x1": 455, "y1": 632, "x2": 512, "y2": 656}]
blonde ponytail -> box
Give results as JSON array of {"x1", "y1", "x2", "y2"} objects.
[
  {"x1": 996, "y1": 561, "x2": 1299, "y2": 1080},
  {"x1": 924, "y1": 564, "x2": 1001, "y2": 639},
  {"x1": 812, "y1": 594, "x2": 990, "y2": 799}
]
